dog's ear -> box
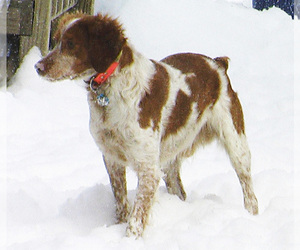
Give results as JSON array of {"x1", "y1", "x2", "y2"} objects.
[{"x1": 86, "y1": 14, "x2": 126, "y2": 73}]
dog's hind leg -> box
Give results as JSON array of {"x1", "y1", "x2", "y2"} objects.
[
  {"x1": 214, "y1": 86, "x2": 258, "y2": 215},
  {"x1": 103, "y1": 156, "x2": 130, "y2": 223},
  {"x1": 222, "y1": 130, "x2": 258, "y2": 215},
  {"x1": 162, "y1": 158, "x2": 186, "y2": 201}
]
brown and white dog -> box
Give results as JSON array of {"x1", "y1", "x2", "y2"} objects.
[{"x1": 35, "y1": 13, "x2": 258, "y2": 237}]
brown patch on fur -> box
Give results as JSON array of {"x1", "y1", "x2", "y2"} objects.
[
  {"x1": 138, "y1": 62, "x2": 169, "y2": 130},
  {"x1": 59, "y1": 18, "x2": 92, "y2": 73},
  {"x1": 227, "y1": 82, "x2": 245, "y2": 134},
  {"x1": 162, "y1": 53, "x2": 220, "y2": 137},
  {"x1": 119, "y1": 44, "x2": 134, "y2": 70},
  {"x1": 164, "y1": 90, "x2": 192, "y2": 135},
  {"x1": 80, "y1": 14, "x2": 126, "y2": 73}
]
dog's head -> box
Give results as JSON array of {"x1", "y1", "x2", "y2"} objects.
[{"x1": 35, "y1": 14, "x2": 126, "y2": 81}]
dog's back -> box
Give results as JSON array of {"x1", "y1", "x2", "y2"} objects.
[{"x1": 158, "y1": 53, "x2": 234, "y2": 162}]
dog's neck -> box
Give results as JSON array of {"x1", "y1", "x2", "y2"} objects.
[
  {"x1": 87, "y1": 50, "x2": 123, "y2": 93},
  {"x1": 85, "y1": 42, "x2": 151, "y2": 91},
  {"x1": 86, "y1": 42, "x2": 156, "y2": 109}
]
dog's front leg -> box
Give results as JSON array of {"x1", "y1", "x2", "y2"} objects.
[
  {"x1": 103, "y1": 156, "x2": 130, "y2": 223},
  {"x1": 126, "y1": 165, "x2": 161, "y2": 238}
]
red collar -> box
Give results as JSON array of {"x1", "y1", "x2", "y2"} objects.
[
  {"x1": 89, "y1": 51, "x2": 123, "y2": 92},
  {"x1": 92, "y1": 61, "x2": 120, "y2": 85}
]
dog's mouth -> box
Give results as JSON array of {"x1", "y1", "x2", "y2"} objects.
[
  {"x1": 47, "y1": 73, "x2": 77, "y2": 82},
  {"x1": 36, "y1": 67, "x2": 96, "y2": 83},
  {"x1": 38, "y1": 73, "x2": 75, "y2": 82}
]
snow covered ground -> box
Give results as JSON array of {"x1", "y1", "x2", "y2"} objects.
[{"x1": 1, "y1": 0, "x2": 299, "y2": 249}]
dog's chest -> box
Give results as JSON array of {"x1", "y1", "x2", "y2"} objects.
[{"x1": 87, "y1": 91, "x2": 138, "y2": 163}]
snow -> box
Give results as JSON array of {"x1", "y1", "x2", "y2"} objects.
[{"x1": 1, "y1": 0, "x2": 298, "y2": 249}]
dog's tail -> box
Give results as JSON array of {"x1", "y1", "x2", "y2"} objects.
[{"x1": 214, "y1": 56, "x2": 230, "y2": 72}]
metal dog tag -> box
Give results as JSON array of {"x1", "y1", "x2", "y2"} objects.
[{"x1": 97, "y1": 93, "x2": 109, "y2": 106}]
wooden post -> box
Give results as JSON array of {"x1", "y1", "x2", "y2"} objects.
[
  {"x1": 20, "y1": 0, "x2": 52, "y2": 59},
  {"x1": 72, "y1": 0, "x2": 95, "y2": 15}
]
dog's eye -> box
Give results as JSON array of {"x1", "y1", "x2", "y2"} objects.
[{"x1": 66, "y1": 40, "x2": 75, "y2": 50}]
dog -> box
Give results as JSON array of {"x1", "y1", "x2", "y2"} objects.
[{"x1": 35, "y1": 13, "x2": 258, "y2": 237}]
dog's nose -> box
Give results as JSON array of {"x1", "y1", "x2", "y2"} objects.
[{"x1": 35, "y1": 62, "x2": 46, "y2": 76}]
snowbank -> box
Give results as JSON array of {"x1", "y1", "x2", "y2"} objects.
[{"x1": 3, "y1": 0, "x2": 297, "y2": 249}]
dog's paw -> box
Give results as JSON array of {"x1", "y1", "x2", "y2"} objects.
[
  {"x1": 126, "y1": 226, "x2": 142, "y2": 239},
  {"x1": 126, "y1": 217, "x2": 144, "y2": 238},
  {"x1": 245, "y1": 196, "x2": 259, "y2": 215}
]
